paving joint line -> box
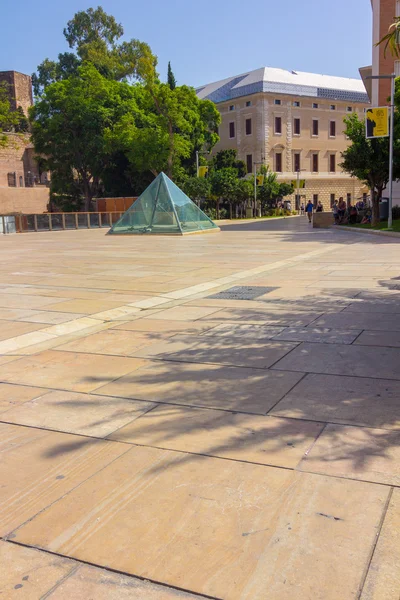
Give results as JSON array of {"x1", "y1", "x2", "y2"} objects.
[
  {"x1": 356, "y1": 486, "x2": 394, "y2": 600},
  {"x1": 4, "y1": 539, "x2": 220, "y2": 600}
]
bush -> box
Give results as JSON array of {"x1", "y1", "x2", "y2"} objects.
[{"x1": 392, "y1": 205, "x2": 400, "y2": 220}]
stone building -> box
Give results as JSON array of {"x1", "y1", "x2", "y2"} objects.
[
  {"x1": 197, "y1": 67, "x2": 370, "y2": 209},
  {"x1": 0, "y1": 71, "x2": 49, "y2": 213}
]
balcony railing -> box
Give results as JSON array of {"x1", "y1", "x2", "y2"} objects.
[{"x1": 0, "y1": 212, "x2": 123, "y2": 234}]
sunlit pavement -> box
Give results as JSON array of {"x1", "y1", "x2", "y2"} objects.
[{"x1": 0, "y1": 216, "x2": 399, "y2": 599}]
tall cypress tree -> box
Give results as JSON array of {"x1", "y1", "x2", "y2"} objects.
[{"x1": 167, "y1": 61, "x2": 176, "y2": 90}]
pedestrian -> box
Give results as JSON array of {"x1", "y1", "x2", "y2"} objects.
[
  {"x1": 286, "y1": 200, "x2": 292, "y2": 212},
  {"x1": 305, "y1": 200, "x2": 313, "y2": 223},
  {"x1": 300, "y1": 202, "x2": 305, "y2": 215},
  {"x1": 316, "y1": 201, "x2": 323, "y2": 212},
  {"x1": 332, "y1": 200, "x2": 339, "y2": 224},
  {"x1": 338, "y1": 197, "x2": 346, "y2": 224}
]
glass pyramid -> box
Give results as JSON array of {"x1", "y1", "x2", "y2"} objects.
[{"x1": 109, "y1": 173, "x2": 219, "y2": 235}]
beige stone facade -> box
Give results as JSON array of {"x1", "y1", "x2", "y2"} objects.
[{"x1": 198, "y1": 68, "x2": 370, "y2": 211}]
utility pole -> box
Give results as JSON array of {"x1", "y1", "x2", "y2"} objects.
[{"x1": 253, "y1": 159, "x2": 265, "y2": 217}]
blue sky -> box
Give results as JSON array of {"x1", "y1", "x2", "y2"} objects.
[{"x1": 2, "y1": 0, "x2": 372, "y2": 87}]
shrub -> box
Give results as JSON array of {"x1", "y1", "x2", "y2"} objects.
[{"x1": 392, "y1": 205, "x2": 400, "y2": 220}]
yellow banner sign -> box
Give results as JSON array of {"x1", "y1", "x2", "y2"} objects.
[
  {"x1": 366, "y1": 107, "x2": 389, "y2": 139},
  {"x1": 291, "y1": 179, "x2": 306, "y2": 188},
  {"x1": 198, "y1": 166, "x2": 209, "y2": 178},
  {"x1": 256, "y1": 175, "x2": 264, "y2": 186}
]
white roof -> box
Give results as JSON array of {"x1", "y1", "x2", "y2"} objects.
[{"x1": 196, "y1": 66, "x2": 368, "y2": 103}]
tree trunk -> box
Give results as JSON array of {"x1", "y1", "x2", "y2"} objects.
[
  {"x1": 371, "y1": 188, "x2": 380, "y2": 227},
  {"x1": 216, "y1": 199, "x2": 220, "y2": 220},
  {"x1": 82, "y1": 177, "x2": 93, "y2": 212},
  {"x1": 229, "y1": 203, "x2": 232, "y2": 220}
]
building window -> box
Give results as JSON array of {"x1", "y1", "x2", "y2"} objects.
[
  {"x1": 313, "y1": 194, "x2": 319, "y2": 208},
  {"x1": 347, "y1": 106, "x2": 353, "y2": 112},
  {"x1": 397, "y1": 0, "x2": 400, "y2": 16},
  {"x1": 294, "y1": 153, "x2": 301, "y2": 172},
  {"x1": 229, "y1": 122, "x2": 235, "y2": 138},
  {"x1": 274, "y1": 99, "x2": 281, "y2": 105},
  {"x1": 330, "y1": 104, "x2": 336, "y2": 110},
  {"x1": 246, "y1": 154, "x2": 253, "y2": 174},
  {"x1": 229, "y1": 105, "x2": 235, "y2": 111},
  {"x1": 312, "y1": 119, "x2": 319, "y2": 136},
  {"x1": 395, "y1": 61, "x2": 400, "y2": 77},
  {"x1": 246, "y1": 100, "x2": 252, "y2": 107},
  {"x1": 245, "y1": 118, "x2": 252, "y2": 135},
  {"x1": 7, "y1": 172, "x2": 16, "y2": 187},
  {"x1": 293, "y1": 118, "x2": 301, "y2": 135},
  {"x1": 312, "y1": 153, "x2": 319, "y2": 172},
  {"x1": 329, "y1": 154, "x2": 336, "y2": 172},
  {"x1": 363, "y1": 192, "x2": 367, "y2": 201},
  {"x1": 330, "y1": 193, "x2": 335, "y2": 208},
  {"x1": 347, "y1": 193, "x2": 352, "y2": 206},
  {"x1": 275, "y1": 153, "x2": 282, "y2": 172},
  {"x1": 275, "y1": 116, "x2": 282, "y2": 134},
  {"x1": 312, "y1": 103, "x2": 319, "y2": 109},
  {"x1": 293, "y1": 101, "x2": 300, "y2": 107},
  {"x1": 19, "y1": 176, "x2": 24, "y2": 187},
  {"x1": 329, "y1": 121, "x2": 336, "y2": 137}
]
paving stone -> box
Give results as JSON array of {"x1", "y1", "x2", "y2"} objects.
[
  {"x1": 112, "y1": 319, "x2": 218, "y2": 335},
  {"x1": 272, "y1": 327, "x2": 360, "y2": 344},
  {"x1": 298, "y1": 423, "x2": 400, "y2": 485},
  {"x1": 1, "y1": 390, "x2": 156, "y2": 437},
  {"x1": 43, "y1": 299, "x2": 129, "y2": 314},
  {"x1": 47, "y1": 564, "x2": 201, "y2": 599},
  {"x1": 147, "y1": 306, "x2": 222, "y2": 321},
  {"x1": 13, "y1": 447, "x2": 388, "y2": 600},
  {"x1": 0, "y1": 540, "x2": 74, "y2": 599},
  {"x1": 56, "y1": 329, "x2": 169, "y2": 357},
  {"x1": 203, "y1": 307, "x2": 321, "y2": 326},
  {"x1": 343, "y1": 302, "x2": 400, "y2": 314},
  {"x1": 0, "y1": 350, "x2": 147, "y2": 393},
  {"x1": 0, "y1": 383, "x2": 48, "y2": 413},
  {"x1": 109, "y1": 404, "x2": 324, "y2": 467},
  {"x1": 135, "y1": 335, "x2": 298, "y2": 369},
  {"x1": 270, "y1": 373, "x2": 400, "y2": 429},
  {"x1": 0, "y1": 294, "x2": 67, "y2": 310},
  {"x1": 201, "y1": 323, "x2": 285, "y2": 339},
  {"x1": 0, "y1": 321, "x2": 46, "y2": 341},
  {"x1": 313, "y1": 312, "x2": 400, "y2": 332},
  {"x1": 361, "y1": 489, "x2": 400, "y2": 600},
  {"x1": 354, "y1": 330, "x2": 400, "y2": 348},
  {"x1": 18, "y1": 311, "x2": 86, "y2": 324},
  {"x1": 95, "y1": 361, "x2": 303, "y2": 414},
  {"x1": 273, "y1": 342, "x2": 400, "y2": 380},
  {"x1": 0, "y1": 423, "x2": 127, "y2": 534}
]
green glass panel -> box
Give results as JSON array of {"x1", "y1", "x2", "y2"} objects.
[{"x1": 109, "y1": 172, "x2": 218, "y2": 235}]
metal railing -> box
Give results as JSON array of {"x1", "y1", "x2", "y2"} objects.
[{"x1": 0, "y1": 212, "x2": 123, "y2": 234}]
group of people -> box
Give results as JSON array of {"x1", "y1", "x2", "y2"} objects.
[{"x1": 300, "y1": 197, "x2": 370, "y2": 225}]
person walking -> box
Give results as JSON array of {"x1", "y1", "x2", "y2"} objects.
[
  {"x1": 332, "y1": 200, "x2": 339, "y2": 224},
  {"x1": 338, "y1": 197, "x2": 346, "y2": 224},
  {"x1": 300, "y1": 202, "x2": 305, "y2": 216},
  {"x1": 316, "y1": 201, "x2": 323, "y2": 212},
  {"x1": 305, "y1": 200, "x2": 313, "y2": 223}
]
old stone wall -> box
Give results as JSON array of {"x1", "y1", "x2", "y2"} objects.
[
  {"x1": 0, "y1": 187, "x2": 49, "y2": 214},
  {"x1": 0, "y1": 134, "x2": 40, "y2": 188}
]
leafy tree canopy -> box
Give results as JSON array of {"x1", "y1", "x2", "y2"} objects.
[
  {"x1": 32, "y1": 6, "x2": 157, "y2": 95},
  {"x1": 30, "y1": 63, "x2": 139, "y2": 210},
  {"x1": 167, "y1": 62, "x2": 176, "y2": 90}
]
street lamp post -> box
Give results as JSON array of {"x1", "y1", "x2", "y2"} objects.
[{"x1": 366, "y1": 74, "x2": 396, "y2": 229}]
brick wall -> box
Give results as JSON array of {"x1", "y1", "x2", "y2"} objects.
[
  {"x1": 0, "y1": 187, "x2": 49, "y2": 214},
  {"x1": 0, "y1": 134, "x2": 40, "y2": 188}
]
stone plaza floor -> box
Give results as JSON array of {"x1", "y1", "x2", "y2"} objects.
[{"x1": 0, "y1": 216, "x2": 399, "y2": 599}]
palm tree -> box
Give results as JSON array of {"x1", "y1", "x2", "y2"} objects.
[{"x1": 377, "y1": 16, "x2": 400, "y2": 57}]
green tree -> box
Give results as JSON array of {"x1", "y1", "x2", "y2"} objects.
[
  {"x1": 209, "y1": 167, "x2": 238, "y2": 219},
  {"x1": 340, "y1": 113, "x2": 393, "y2": 225},
  {"x1": 32, "y1": 6, "x2": 157, "y2": 96},
  {"x1": 211, "y1": 149, "x2": 246, "y2": 178},
  {"x1": 233, "y1": 178, "x2": 253, "y2": 218},
  {"x1": 167, "y1": 62, "x2": 176, "y2": 90},
  {"x1": 182, "y1": 176, "x2": 210, "y2": 204},
  {"x1": 30, "y1": 63, "x2": 138, "y2": 210},
  {"x1": 120, "y1": 83, "x2": 220, "y2": 178},
  {"x1": 258, "y1": 168, "x2": 280, "y2": 209}
]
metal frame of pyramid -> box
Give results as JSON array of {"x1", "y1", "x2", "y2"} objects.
[{"x1": 108, "y1": 172, "x2": 220, "y2": 236}]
